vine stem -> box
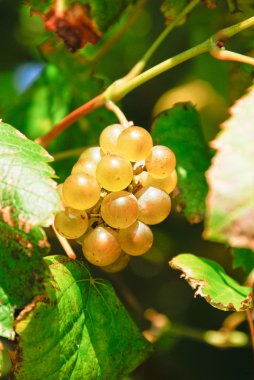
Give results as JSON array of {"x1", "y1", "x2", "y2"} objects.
[
  {"x1": 246, "y1": 309, "x2": 254, "y2": 350},
  {"x1": 36, "y1": 94, "x2": 104, "y2": 146},
  {"x1": 104, "y1": 16, "x2": 254, "y2": 100},
  {"x1": 105, "y1": 100, "x2": 132, "y2": 128},
  {"x1": 52, "y1": 225, "x2": 77, "y2": 260},
  {"x1": 37, "y1": 16, "x2": 254, "y2": 148},
  {"x1": 127, "y1": 0, "x2": 200, "y2": 79}
]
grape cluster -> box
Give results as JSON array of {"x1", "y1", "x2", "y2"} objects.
[{"x1": 54, "y1": 124, "x2": 177, "y2": 272}]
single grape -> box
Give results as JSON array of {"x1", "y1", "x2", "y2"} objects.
[
  {"x1": 72, "y1": 158, "x2": 97, "y2": 177},
  {"x1": 82, "y1": 226, "x2": 121, "y2": 266},
  {"x1": 54, "y1": 210, "x2": 89, "y2": 239},
  {"x1": 63, "y1": 173, "x2": 101, "y2": 210},
  {"x1": 139, "y1": 170, "x2": 177, "y2": 193},
  {"x1": 99, "y1": 124, "x2": 125, "y2": 154},
  {"x1": 116, "y1": 126, "x2": 153, "y2": 162},
  {"x1": 119, "y1": 221, "x2": 153, "y2": 256},
  {"x1": 101, "y1": 252, "x2": 130, "y2": 273},
  {"x1": 145, "y1": 145, "x2": 176, "y2": 179},
  {"x1": 101, "y1": 191, "x2": 139, "y2": 228},
  {"x1": 96, "y1": 154, "x2": 133, "y2": 191},
  {"x1": 79, "y1": 146, "x2": 102, "y2": 163},
  {"x1": 135, "y1": 186, "x2": 171, "y2": 224}
]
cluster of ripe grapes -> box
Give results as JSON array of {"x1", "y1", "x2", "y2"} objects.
[{"x1": 54, "y1": 123, "x2": 177, "y2": 272}]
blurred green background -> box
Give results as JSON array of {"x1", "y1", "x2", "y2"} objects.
[{"x1": 0, "y1": 1, "x2": 253, "y2": 379}]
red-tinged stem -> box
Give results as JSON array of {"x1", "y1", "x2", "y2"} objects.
[
  {"x1": 36, "y1": 94, "x2": 104, "y2": 148},
  {"x1": 211, "y1": 49, "x2": 254, "y2": 66}
]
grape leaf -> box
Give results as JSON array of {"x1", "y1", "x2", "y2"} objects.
[
  {"x1": 0, "y1": 221, "x2": 49, "y2": 340},
  {"x1": 14, "y1": 255, "x2": 151, "y2": 380},
  {"x1": 232, "y1": 248, "x2": 254, "y2": 276},
  {"x1": 205, "y1": 87, "x2": 254, "y2": 249},
  {"x1": 152, "y1": 103, "x2": 210, "y2": 223},
  {"x1": 27, "y1": 0, "x2": 137, "y2": 52},
  {"x1": 0, "y1": 289, "x2": 14, "y2": 340},
  {"x1": 0, "y1": 121, "x2": 60, "y2": 226},
  {"x1": 170, "y1": 253, "x2": 253, "y2": 311}
]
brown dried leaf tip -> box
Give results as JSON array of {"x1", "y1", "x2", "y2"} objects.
[{"x1": 45, "y1": 2, "x2": 102, "y2": 52}]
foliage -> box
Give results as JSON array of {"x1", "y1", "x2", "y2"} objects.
[
  {"x1": 15, "y1": 255, "x2": 151, "y2": 379},
  {"x1": 205, "y1": 87, "x2": 254, "y2": 249},
  {"x1": 152, "y1": 104, "x2": 210, "y2": 223},
  {"x1": 170, "y1": 253, "x2": 253, "y2": 311},
  {"x1": 0, "y1": 0, "x2": 254, "y2": 379}
]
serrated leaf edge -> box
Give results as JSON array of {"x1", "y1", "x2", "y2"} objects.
[{"x1": 169, "y1": 257, "x2": 253, "y2": 311}]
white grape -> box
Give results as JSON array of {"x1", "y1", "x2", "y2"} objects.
[
  {"x1": 63, "y1": 173, "x2": 101, "y2": 210},
  {"x1": 101, "y1": 252, "x2": 130, "y2": 273},
  {"x1": 96, "y1": 154, "x2": 133, "y2": 191},
  {"x1": 116, "y1": 126, "x2": 153, "y2": 162},
  {"x1": 119, "y1": 221, "x2": 153, "y2": 255},
  {"x1": 99, "y1": 124, "x2": 125, "y2": 154},
  {"x1": 135, "y1": 186, "x2": 171, "y2": 224},
  {"x1": 54, "y1": 210, "x2": 88, "y2": 239},
  {"x1": 139, "y1": 170, "x2": 177, "y2": 193},
  {"x1": 145, "y1": 145, "x2": 176, "y2": 179},
  {"x1": 82, "y1": 226, "x2": 121, "y2": 266},
  {"x1": 101, "y1": 191, "x2": 139, "y2": 228}
]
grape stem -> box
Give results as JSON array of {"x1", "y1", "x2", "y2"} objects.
[
  {"x1": 52, "y1": 224, "x2": 77, "y2": 260},
  {"x1": 210, "y1": 49, "x2": 254, "y2": 66},
  {"x1": 37, "y1": 16, "x2": 254, "y2": 148},
  {"x1": 105, "y1": 100, "x2": 132, "y2": 128}
]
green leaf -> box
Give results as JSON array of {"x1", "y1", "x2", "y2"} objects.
[
  {"x1": 0, "y1": 289, "x2": 14, "y2": 340},
  {"x1": 205, "y1": 87, "x2": 254, "y2": 249},
  {"x1": 169, "y1": 253, "x2": 253, "y2": 311},
  {"x1": 152, "y1": 103, "x2": 210, "y2": 223},
  {"x1": 0, "y1": 222, "x2": 49, "y2": 340},
  {"x1": 14, "y1": 255, "x2": 151, "y2": 380},
  {"x1": 0, "y1": 121, "x2": 60, "y2": 226},
  {"x1": 232, "y1": 248, "x2": 254, "y2": 276}
]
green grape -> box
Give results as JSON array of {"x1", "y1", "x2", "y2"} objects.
[
  {"x1": 54, "y1": 210, "x2": 89, "y2": 239},
  {"x1": 99, "y1": 124, "x2": 125, "y2": 154},
  {"x1": 145, "y1": 145, "x2": 176, "y2": 179},
  {"x1": 82, "y1": 226, "x2": 121, "y2": 266},
  {"x1": 79, "y1": 146, "x2": 102, "y2": 163},
  {"x1": 135, "y1": 186, "x2": 171, "y2": 224},
  {"x1": 72, "y1": 158, "x2": 97, "y2": 177},
  {"x1": 119, "y1": 221, "x2": 153, "y2": 256},
  {"x1": 116, "y1": 126, "x2": 153, "y2": 162},
  {"x1": 101, "y1": 191, "x2": 139, "y2": 228},
  {"x1": 139, "y1": 170, "x2": 177, "y2": 193},
  {"x1": 101, "y1": 252, "x2": 130, "y2": 273},
  {"x1": 63, "y1": 173, "x2": 101, "y2": 210},
  {"x1": 96, "y1": 154, "x2": 133, "y2": 191}
]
